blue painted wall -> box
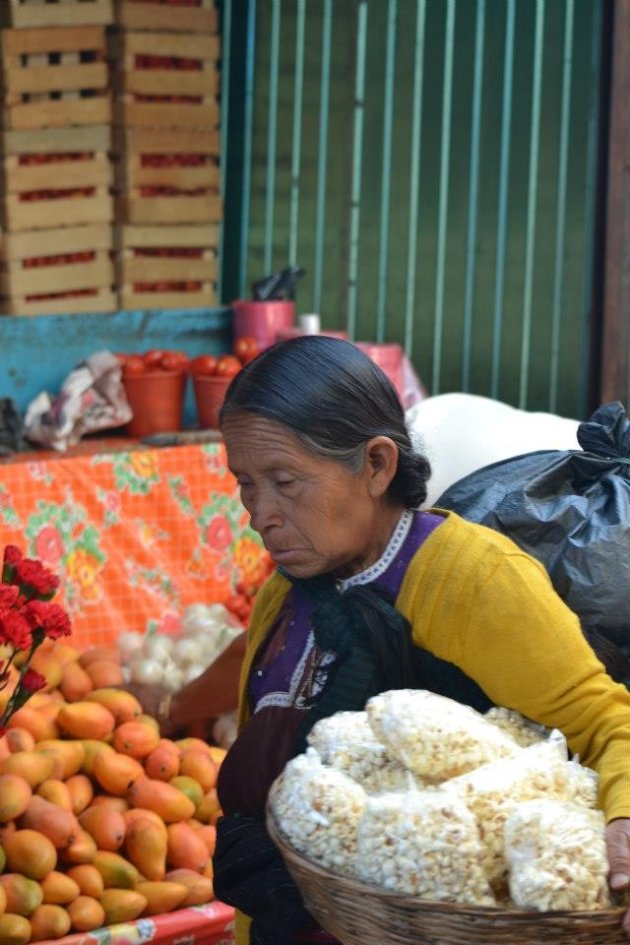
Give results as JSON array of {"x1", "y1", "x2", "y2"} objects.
[{"x1": 0, "y1": 307, "x2": 233, "y2": 428}]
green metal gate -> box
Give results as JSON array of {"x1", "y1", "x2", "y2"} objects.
[{"x1": 219, "y1": 0, "x2": 606, "y2": 419}]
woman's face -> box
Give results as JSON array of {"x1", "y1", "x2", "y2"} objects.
[{"x1": 222, "y1": 413, "x2": 401, "y2": 579}]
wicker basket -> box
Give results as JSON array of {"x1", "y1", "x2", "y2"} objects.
[{"x1": 267, "y1": 811, "x2": 628, "y2": 945}]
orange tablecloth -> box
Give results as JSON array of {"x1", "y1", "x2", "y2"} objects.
[{"x1": 0, "y1": 441, "x2": 269, "y2": 649}]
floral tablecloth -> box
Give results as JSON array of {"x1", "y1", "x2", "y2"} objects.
[
  {"x1": 56, "y1": 902, "x2": 234, "y2": 945},
  {"x1": 0, "y1": 442, "x2": 270, "y2": 649}
]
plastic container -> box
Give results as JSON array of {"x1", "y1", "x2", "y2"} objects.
[
  {"x1": 356, "y1": 342, "x2": 404, "y2": 400},
  {"x1": 123, "y1": 371, "x2": 187, "y2": 438},
  {"x1": 193, "y1": 374, "x2": 233, "y2": 430},
  {"x1": 231, "y1": 300, "x2": 295, "y2": 350}
]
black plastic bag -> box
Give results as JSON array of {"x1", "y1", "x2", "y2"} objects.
[{"x1": 436, "y1": 401, "x2": 630, "y2": 654}]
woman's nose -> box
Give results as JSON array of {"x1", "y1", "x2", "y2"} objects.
[{"x1": 248, "y1": 488, "x2": 281, "y2": 533}]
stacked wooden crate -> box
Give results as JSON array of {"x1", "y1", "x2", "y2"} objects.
[
  {"x1": 113, "y1": 0, "x2": 221, "y2": 310},
  {"x1": 0, "y1": 0, "x2": 116, "y2": 315}
]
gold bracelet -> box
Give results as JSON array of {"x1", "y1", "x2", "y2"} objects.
[{"x1": 156, "y1": 692, "x2": 172, "y2": 723}]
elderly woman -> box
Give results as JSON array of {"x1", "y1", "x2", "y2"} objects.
[{"x1": 148, "y1": 337, "x2": 630, "y2": 944}]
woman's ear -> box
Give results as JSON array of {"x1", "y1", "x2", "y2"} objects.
[{"x1": 364, "y1": 436, "x2": 399, "y2": 497}]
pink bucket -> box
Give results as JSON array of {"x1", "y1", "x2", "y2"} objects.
[
  {"x1": 356, "y1": 342, "x2": 404, "y2": 401},
  {"x1": 231, "y1": 300, "x2": 296, "y2": 351}
]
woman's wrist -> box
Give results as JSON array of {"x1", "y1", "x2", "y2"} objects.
[{"x1": 156, "y1": 691, "x2": 173, "y2": 724}]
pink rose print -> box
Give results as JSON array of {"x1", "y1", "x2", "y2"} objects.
[
  {"x1": 205, "y1": 515, "x2": 233, "y2": 552},
  {"x1": 34, "y1": 525, "x2": 64, "y2": 566}
]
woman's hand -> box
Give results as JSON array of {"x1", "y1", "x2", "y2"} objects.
[
  {"x1": 605, "y1": 819, "x2": 630, "y2": 930},
  {"x1": 124, "y1": 681, "x2": 178, "y2": 737}
]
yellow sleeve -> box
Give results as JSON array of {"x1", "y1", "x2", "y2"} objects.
[{"x1": 398, "y1": 512, "x2": 630, "y2": 820}]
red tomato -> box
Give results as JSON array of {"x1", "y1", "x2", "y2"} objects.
[
  {"x1": 122, "y1": 355, "x2": 145, "y2": 377},
  {"x1": 234, "y1": 336, "x2": 260, "y2": 365},
  {"x1": 114, "y1": 352, "x2": 129, "y2": 367},
  {"x1": 189, "y1": 354, "x2": 218, "y2": 376},
  {"x1": 160, "y1": 350, "x2": 189, "y2": 372},
  {"x1": 215, "y1": 355, "x2": 242, "y2": 378},
  {"x1": 143, "y1": 348, "x2": 165, "y2": 369}
]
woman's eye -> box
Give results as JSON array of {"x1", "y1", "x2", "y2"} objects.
[{"x1": 276, "y1": 479, "x2": 295, "y2": 489}]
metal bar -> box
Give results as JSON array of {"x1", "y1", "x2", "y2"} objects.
[
  {"x1": 549, "y1": 0, "x2": 574, "y2": 412},
  {"x1": 403, "y1": 0, "x2": 427, "y2": 354},
  {"x1": 461, "y1": 0, "x2": 485, "y2": 391},
  {"x1": 490, "y1": 0, "x2": 515, "y2": 398},
  {"x1": 312, "y1": 0, "x2": 332, "y2": 314},
  {"x1": 346, "y1": 0, "x2": 368, "y2": 339},
  {"x1": 263, "y1": 0, "x2": 281, "y2": 275},
  {"x1": 238, "y1": 0, "x2": 257, "y2": 297},
  {"x1": 217, "y1": 0, "x2": 232, "y2": 304},
  {"x1": 288, "y1": 0, "x2": 306, "y2": 267},
  {"x1": 432, "y1": 0, "x2": 455, "y2": 393},
  {"x1": 376, "y1": 0, "x2": 398, "y2": 341},
  {"x1": 518, "y1": 0, "x2": 545, "y2": 408}
]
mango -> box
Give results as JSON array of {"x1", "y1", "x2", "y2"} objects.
[
  {"x1": 59, "y1": 660, "x2": 93, "y2": 702},
  {"x1": 167, "y1": 821, "x2": 209, "y2": 873},
  {"x1": 29, "y1": 903, "x2": 71, "y2": 940},
  {"x1": 28, "y1": 650, "x2": 63, "y2": 692},
  {"x1": 78, "y1": 805, "x2": 126, "y2": 852},
  {"x1": 59, "y1": 827, "x2": 98, "y2": 866},
  {"x1": 0, "y1": 773, "x2": 32, "y2": 821},
  {"x1": 5, "y1": 729, "x2": 35, "y2": 754},
  {"x1": 0, "y1": 874, "x2": 44, "y2": 916},
  {"x1": 195, "y1": 787, "x2": 221, "y2": 824},
  {"x1": 93, "y1": 749, "x2": 144, "y2": 796},
  {"x1": 0, "y1": 913, "x2": 31, "y2": 945},
  {"x1": 78, "y1": 645, "x2": 120, "y2": 668},
  {"x1": 57, "y1": 702, "x2": 116, "y2": 741},
  {"x1": 92, "y1": 851, "x2": 139, "y2": 890},
  {"x1": 90, "y1": 793, "x2": 128, "y2": 813},
  {"x1": 67, "y1": 895, "x2": 105, "y2": 932},
  {"x1": 40, "y1": 871, "x2": 81, "y2": 905},
  {"x1": 3, "y1": 829, "x2": 57, "y2": 880},
  {"x1": 165, "y1": 868, "x2": 214, "y2": 906},
  {"x1": 86, "y1": 688, "x2": 142, "y2": 724},
  {"x1": 80, "y1": 739, "x2": 114, "y2": 777},
  {"x1": 127, "y1": 777, "x2": 195, "y2": 823},
  {"x1": 21, "y1": 795, "x2": 80, "y2": 849},
  {"x1": 36, "y1": 778, "x2": 72, "y2": 811},
  {"x1": 65, "y1": 865, "x2": 104, "y2": 899},
  {"x1": 124, "y1": 816, "x2": 167, "y2": 881},
  {"x1": 144, "y1": 739, "x2": 180, "y2": 781},
  {"x1": 36, "y1": 739, "x2": 85, "y2": 780},
  {"x1": 0, "y1": 750, "x2": 55, "y2": 788},
  {"x1": 122, "y1": 806, "x2": 167, "y2": 840},
  {"x1": 169, "y1": 774, "x2": 204, "y2": 808},
  {"x1": 84, "y1": 659, "x2": 124, "y2": 689},
  {"x1": 179, "y1": 749, "x2": 218, "y2": 793},
  {"x1": 7, "y1": 706, "x2": 57, "y2": 742},
  {"x1": 196, "y1": 824, "x2": 217, "y2": 856},
  {"x1": 113, "y1": 720, "x2": 160, "y2": 759},
  {"x1": 137, "y1": 880, "x2": 188, "y2": 916},
  {"x1": 65, "y1": 774, "x2": 93, "y2": 815},
  {"x1": 100, "y1": 888, "x2": 146, "y2": 925}
]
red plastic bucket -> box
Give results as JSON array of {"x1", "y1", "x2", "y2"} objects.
[
  {"x1": 192, "y1": 374, "x2": 233, "y2": 430},
  {"x1": 356, "y1": 342, "x2": 404, "y2": 400},
  {"x1": 231, "y1": 300, "x2": 295, "y2": 351},
  {"x1": 123, "y1": 371, "x2": 187, "y2": 438}
]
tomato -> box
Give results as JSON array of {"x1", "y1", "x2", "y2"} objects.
[
  {"x1": 215, "y1": 355, "x2": 242, "y2": 378},
  {"x1": 114, "y1": 352, "x2": 129, "y2": 367},
  {"x1": 234, "y1": 336, "x2": 260, "y2": 365},
  {"x1": 160, "y1": 351, "x2": 188, "y2": 372},
  {"x1": 143, "y1": 348, "x2": 165, "y2": 369},
  {"x1": 122, "y1": 355, "x2": 146, "y2": 377},
  {"x1": 189, "y1": 354, "x2": 218, "y2": 377}
]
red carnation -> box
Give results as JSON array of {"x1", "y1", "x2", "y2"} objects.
[
  {"x1": 0, "y1": 585, "x2": 20, "y2": 609},
  {"x1": 14, "y1": 559, "x2": 59, "y2": 599},
  {"x1": 0, "y1": 610, "x2": 32, "y2": 651},
  {"x1": 21, "y1": 668, "x2": 46, "y2": 693},
  {"x1": 2, "y1": 545, "x2": 22, "y2": 582},
  {"x1": 23, "y1": 600, "x2": 71, "y2": 640}
]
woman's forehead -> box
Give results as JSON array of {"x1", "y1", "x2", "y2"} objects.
[{"x1": 222, "y1": 413, "x2": 309, "y2": 468}]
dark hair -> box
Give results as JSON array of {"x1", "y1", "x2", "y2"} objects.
[{"x1": 220, "y1": 336, "x2": 431, "y2": 508}]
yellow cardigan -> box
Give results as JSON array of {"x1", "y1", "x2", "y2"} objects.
[{"x1": 233, "y1": 510, "x2": 630, "y2": 944}]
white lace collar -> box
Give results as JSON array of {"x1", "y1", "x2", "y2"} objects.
[{"x1": 336, "y1": 509, "x2": 413, "y2": 591}]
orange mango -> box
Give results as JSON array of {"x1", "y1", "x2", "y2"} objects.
[
  {"x1": 84, "y1": 659, "x2": 124, "y2": 689},
  {"x1": 59, "y1": 660, "x2": 93, "y2": 702},
  {"x1": 169, "y1": 774, "x2": 204, "y2": 809},
  {"x1": 100, "y1": 889, "x2": 146, "y2": 925},
  {"x1": 65, "y1": 774, "x2": 94, "y2": 815},
  {"x1": 144, "y1": 739, "x2": 180, "y2": 781},
  {"x1": 137, "y1": 880, "x2": 188, "y2": 916},
  {"x1": 195, "y1": 787, "x2": 221, "y2": 824},
  {"x1": 3, "y1": 830, "x2": 57, "y2": 881},
  {"x1": 0, "y1": 913, "x2": 31, "y2": 945},
  {"x1": 7, "y1": 705, "x2": 57, "y2": 742},
  {"x1": 0, "y1": 874, "x2": 43, "y2": 916},
  {"x1": 0, "y1": 773, "x2": 32, "y2": 821},
  {"x1": 28, "y1": 650, "x2": 63, "y2": 692},
  {"x1": 86, "y1": 688, "x2": 142, "y2": 724},
  {"x1": 122, "y1": 806, "x2": 167, "y2": 840},
  {"x1": 90, "y1": 794, "x2": 129, "y2": 813},
  {"x1": 36, "y1": 739, "x2": 85, "y2": 780},
  {"x1": 57, "y1": 702, "x2": 116, "y2": 741},
  {"x1": 165, "y1": 868, "x2": 214, "y2": 906},
  {"x1": 166, "y1": 821, "x2": 209, "y2": 873},
  {"x1": 208, "y1": 745, "x2": 227, "y2": 766},
  {"x1": 5, "y1": 729, "x2": 35, "y2": 754},
  {"x1": 93, "y1": 750, "x2": 144, "y2": 796},
  {"x1": 179, "y1": 749, "x2": 218, "y2": 793},
  {"x1": 21, "y1": 795, "x2": 79, "y2": 849},
  {"x1": 65, "y1": 865, "x2": 104, "y2": 899},
  {"x1": 78, "y1": 645, "x2": 120, "y2": 669},
  {"x1": 29, "y1": 903, "x2": 71, "y2": 941},
  {"x1": 80, "y1": 739, "x2": 114, "y2": 776},
  {"x1": 66, "y1": 895, "x2": 105, "y2": 932},
  {"x1": 0, "y1": 751, "x2": 55, "y2": 788},
  {"x1": 113, "y1": 720, "x2": 160, "y2": 759},
  {"x1": 78, "y1": 805, "x2": 126, "y2": 852},
  {"x1": 196, "y1": 824, "x2": 217, "y2": 857},
  {"x1": 127, "y1": 777, "x2": 195, "y2": 823},
  {"x1": 40, "y1": 871, "x2": 80, "y2": 905},
  {"x1": 59, "y1": 827, "x2": 98, "y2": 867},
  {"x1": 124, "y1": 816, "x2": 167, "y2": 881},
  {"x1": 36, "y1": 778, "x2": 72, "y2": 811},
  {"x1": 92, "y1": 851, "x2": 139, "y2": 890}
]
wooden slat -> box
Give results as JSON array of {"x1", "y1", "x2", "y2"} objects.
[
  {"x1": 118, "y1": 157, "x2": 219, "y2": 191},
  {"x1": 3, "y1": 95, "x2": 111, "y2": 130},
  {"x1": 119, "y1": 286, "x2": 216, "y2": 310},
  {"x1": 3, "y1": 1, "x2": 113, "y2": 29},
  {"x1": 115, "y1": 126, "x2": 219, "y2": 156},
  {"x1": 2, "y1": 223, "x2": 112, "y2": 259},
  {"x1": 119, "y1": 192, "x2": 222, "y2": 225},
  {"x1": 2, "y1": 251, "x2": 113, "y2": 296},
  {"x1": 115, "y1": 98, "x2": 218, "y2": 130},
  {"x1": 119, "y1": 252, "x2": 217, "y2": 283},
  {"x1": 3, "y1": 186, "x2": 113, "y2": 230},
  {"x1": 2, "y1": 288, "x2": 116, "y2": 315},
  {"x1": 116, "y1": 64, "x2": 219, "y2": 98},
  {"x1": 116, "y1": 0, "x2": 217, "y2": 34},
  {"x1": 3, "y1": 61, "x2": 108, "y2": 95},
  {"x1": 116, "y1": 223, "x2": 219, "y2": 249},
  {"x1": 115, "y1": 30, "x2": 219, "y2": 60},
  {"x1": 4, "y1": 152, "x2": 113, "y2": 193},
  {"x1": 2, "y1": 26, "x2": 106, "y2": 57},
  {"x1": 1, "y1": 124, "x2": 110, "y2": 154}
]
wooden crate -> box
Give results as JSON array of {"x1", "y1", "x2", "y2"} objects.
[
  {"x1": 116, "y1": 222, "x2": 217, "y2": 310},
  {"x1": 1, "y1": 26, "x2": 111, "y2": 130},
  {"x1": 113, "y1": 30, "x2": 219, "y2": 129},
  {"x1": 118, "y1": 190, "x2": 221, "y2": 225},
  {"x1": 116, "y1": 0, "x2": 217, "y2": 34},
  {"x1": 2, "y1": 186, "x2": 113, "y2": 231},
  {"x1": 1, "y1": 0, "x2": 113, "y2": 29},
  {"x1": 117, "y1": 153, "x2": 219, "y2": 191},
  {"x1": 4, "y1": 152, "x2": 112, "y2": 194},
  {"x1": 1, "y1": 222, "x2": 115, "y2": 315}
]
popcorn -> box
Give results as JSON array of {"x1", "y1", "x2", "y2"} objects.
[
  {"x1": 484, "y1": 706, "x2": 548, "y2": 748},
  {"x1": 356, "y1": 788, "x2": 495, "y2": 905},
  {"x1": 366, "y1": 689, "x2": 520, "y2": 782},
  {"x1": 504, "y1": 799, "x2": 611, "y2": 911},
  {"x1": 268, "y1": 747, "x2": 366, "y2": 876},
  {"x1": 307, "y1": 710, "x2": 416, "y2": 794}
]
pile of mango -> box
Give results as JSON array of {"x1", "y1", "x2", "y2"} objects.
[{"x1": 0, "y1": 640, "x2": 225, "y2": 943}]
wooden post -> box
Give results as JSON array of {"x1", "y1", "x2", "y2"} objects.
[{"x1": 601, "y1": 0, "x2": 630, "y2": 407}]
